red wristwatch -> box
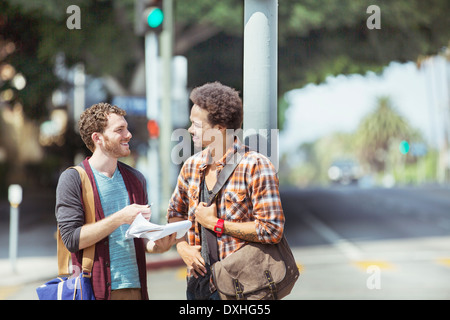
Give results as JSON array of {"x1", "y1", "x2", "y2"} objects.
[{"x1": 214, "y1": 219, "x2": 225, "y2": 237}]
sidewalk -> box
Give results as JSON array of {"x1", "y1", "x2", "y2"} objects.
[
  {"x1": 0, "y1": 256, "x2": 57, "y2": 288},
  {"x1": 0, "y1": 250, "x2": 183, "y2": 288},
  {"x1": 0, "y1": 187, "x2": 58, "y2": 289}
]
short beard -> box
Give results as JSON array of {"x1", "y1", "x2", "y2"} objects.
[{"x1": 103, "y1": 135, "x2": 130, "y2": 158}]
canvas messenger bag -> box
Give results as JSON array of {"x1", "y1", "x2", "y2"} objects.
[{"x1": 211, "y1": 235, "x2": 299, "y2": 300}]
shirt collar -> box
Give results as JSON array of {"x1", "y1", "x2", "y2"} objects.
[{"x1": 199, "y1": 136, "x2": 244, "y2": 172}]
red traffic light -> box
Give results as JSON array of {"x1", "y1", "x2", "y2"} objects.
[{"x1": 147, "y1": 119, "x2": 159, "y2": 139}]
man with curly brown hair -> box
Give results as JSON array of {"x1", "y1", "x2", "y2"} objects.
[
  {"x1": 167, "y1": 82, "x2": 285, "y2": 300},
  {"x1": 56, "y1": 102, "x2": 175, "y2": 300}
]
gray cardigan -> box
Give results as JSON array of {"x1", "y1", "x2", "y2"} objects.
[{"x1": 55, "y1": 162, "x2": 147, "y2": 252}]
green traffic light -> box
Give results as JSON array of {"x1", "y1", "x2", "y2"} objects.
[
  {"x1": 399, "y1": 140, "x2": 410, "y2": 154},
  {"x1": 147, "y1": 8, "x2": 164, "y2": 28}
]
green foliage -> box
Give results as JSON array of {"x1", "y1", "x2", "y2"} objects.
[
  {"x1": 2, "y1": 0, "x2": 449, "y2": 123},
  {"x1": 1, "y1": 0, "x2": 139, "y2": 119},
  {"x1": 278, "y1": 0, "x2": 450, "y2": 93},
  {"x1": 36, "y1": 0, "x2": 138, "y2": 79},
  {"x1": 175, "y1": 0, "x2": 243, "y2": 35}
]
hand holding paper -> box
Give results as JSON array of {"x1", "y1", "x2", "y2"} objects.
[{"x1": 125, "y1": 213, "x2": 191, "y2": 241}]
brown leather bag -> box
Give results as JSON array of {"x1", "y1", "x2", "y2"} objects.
[{"x1": 211, "y1": 236, "x2": 299, "y2": 300}]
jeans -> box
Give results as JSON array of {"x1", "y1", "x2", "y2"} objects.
[{"x1": 186, "y1": 289, "x2": 221, "y2": 300}]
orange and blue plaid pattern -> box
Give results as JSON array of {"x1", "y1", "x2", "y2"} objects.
[{"x1": 167, "y1": 138, "x2": 285, "y2": 260}]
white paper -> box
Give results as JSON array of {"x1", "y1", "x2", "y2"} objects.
[{"x1": 125, "y1": 213, "x2": 191, "y2": 241}]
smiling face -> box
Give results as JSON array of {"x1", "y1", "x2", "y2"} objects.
[
  {"x1": 188, "y1": 104, "x2": 218, "y2": 150},
  {"x1": 94, "y1": 113, "x2": 132, "y2": 159}
]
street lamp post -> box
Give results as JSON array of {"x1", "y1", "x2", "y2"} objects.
[{"x1": 8, "y1": 184, "x2": 22, "y2": 273}]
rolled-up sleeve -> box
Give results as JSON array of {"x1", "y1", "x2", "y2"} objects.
[
  {"x1": 167, "y1": 164, "x2": 190, "y2": 221},
  {"x1": 55, "y1": 168, "x2": 84, "y2": 253},
  {"x1": 249, "y1": 157, "x2": 285, "y2": 244}
]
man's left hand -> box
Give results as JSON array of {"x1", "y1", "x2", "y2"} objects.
[
  {"x1": 195, "y1": 202, "x2": 218, "y2": 230},
  {"x1": 146, "y1": 233, "x2": 177, "y2": 253}
]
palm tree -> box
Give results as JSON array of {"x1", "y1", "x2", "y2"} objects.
[{"x1": 355, "y1": 96, "x2": 413, "y2": 173}]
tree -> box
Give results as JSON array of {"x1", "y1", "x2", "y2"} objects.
[
  {"x1": 2, "y1": 0, "x2": 449, "y2": 122},
  {"x1": 277, "y1": 0, "x2": 450, "y2": 92},
  {"x1": 354, "y1": 96, "x2": 416, "y2": 173}
]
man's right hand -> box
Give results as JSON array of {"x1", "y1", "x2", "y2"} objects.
[
  {"x1": 117, "y1": 203, "x2": 151, "y2": 225},
  {"x1": 79, "y1": 203, "x2": 150, "y2": 250},
  {"x1": 176, "y1": 242, "x2": 207, "y2": 278}
]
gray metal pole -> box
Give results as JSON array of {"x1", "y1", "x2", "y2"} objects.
[
  {"x1": 8, "y1": 184, "x2": 22, "y2": 273},
  {"x1": 145, "y1": 31, "x2": 161, "y2": 222},
  {"x1": 160, "y1": 0, "x2": 174, "y2": 223},
  {"x1": 243, "y1": 0, "x2": 279, "y2": 170},
  {"x1": 9, "y1": 205, "x2": 19, "y2": 273},
  {"x1": 73, "y1": 63, "x2": 85, "y2": 132}
]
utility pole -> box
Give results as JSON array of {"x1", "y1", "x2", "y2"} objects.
[
  {"x1": 145, "y1": 31, "x2": 161, "y2": 222},
  {"x1": 136, "y1": 0, "x2": 165, "y2": 222},
  {"x1": 243, "y1": 0, "x2": 279, "y2": 171},
  {"x1": 159, "y1": 0, "x2": 174, "y2": 223}
]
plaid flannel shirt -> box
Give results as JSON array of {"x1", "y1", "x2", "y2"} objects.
[{"x1": 167, "y1": 138, "x2": 285, "y2": 261}]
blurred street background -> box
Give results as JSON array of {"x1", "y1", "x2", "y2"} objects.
[{"x1": 1, "y1": 0, "x2": 450, "y2": 300}]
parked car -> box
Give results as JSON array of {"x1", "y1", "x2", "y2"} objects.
[{"x1": 328, "y1": 159, "x2": 361, "y2": 185}]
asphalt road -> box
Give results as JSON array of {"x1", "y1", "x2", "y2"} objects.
[
  {"x1": 2, "y1": 185, "x2": 450, "y2": 300},
  {"x1": 282, "y1": 185, "x2": 450, "y2": 247}
]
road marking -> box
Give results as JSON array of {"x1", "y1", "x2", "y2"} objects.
[
  {"x1": 301, "y1": 211, "x2": 363, "y2": 260},
  {"x1": 176, "y1": 267, "x2": 187, "y2": 280},
  {"x1": 0, "y1": 285, "x2": 21, "y2": 300},
  {"x1": 436, "y1": 258, "x2": 450, "y2": 267},
  {"x1": 352, "y1": 260, "x2": 395, "y2": 271}
]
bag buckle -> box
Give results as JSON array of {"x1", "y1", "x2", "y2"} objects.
[
  {"x1": 265, "y1": 270, "x2": 278, "y2": 300},
  {"x1": 233, "y1": 279, "x2": 244, "y2": 300}
]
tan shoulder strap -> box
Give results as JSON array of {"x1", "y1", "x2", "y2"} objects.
[{"x1": 57, "y1": 166, "x2": 96, "y2": 276}]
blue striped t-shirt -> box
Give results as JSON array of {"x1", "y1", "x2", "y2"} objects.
[{"x1": 92, "y1": 166, "x2": 140, "y2": 290}]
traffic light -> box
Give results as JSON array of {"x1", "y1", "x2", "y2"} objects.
[
  {"x1": 135, "y1": 0, "x2": 164, "y2": 35},
  {"x1": 399, "y1": 140, "x2": 410, "y2": 155},
  {"x1": 147, "y1": 119, "x2": 160, "y2": 139},
  {"x1": 146, "y1": 6, "x2": 164, "y2": 29}
]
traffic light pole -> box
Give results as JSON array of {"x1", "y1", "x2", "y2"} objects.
[
  {"x1": 160, "y1": 0, "x2": 174, "y2": 223},
  {"x1": 145, "y1": 31, "x2": 161, "y2": 222},
  {"x1": 243, "y1": 0, "x2": 278, "y2": 170}
]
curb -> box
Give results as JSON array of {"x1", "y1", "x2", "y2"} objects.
[
  {"x1": 146, "y1": 257, "x2": 184, "y2": 270},
  {"x1": 145, "y1": 249, "x2": 184, "y2": 271}
]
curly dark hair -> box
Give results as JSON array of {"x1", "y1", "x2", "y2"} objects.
[
  {"x1": 190, "y1": 82, "x2": 243, "y2": 130},
  {"x1": 78, "y1": 102, "x2": 126, "y2": 152}
]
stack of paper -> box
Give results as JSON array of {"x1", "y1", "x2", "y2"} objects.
[{"x1": 125, "y1": 213, "x2": 192, "y2": 241}]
